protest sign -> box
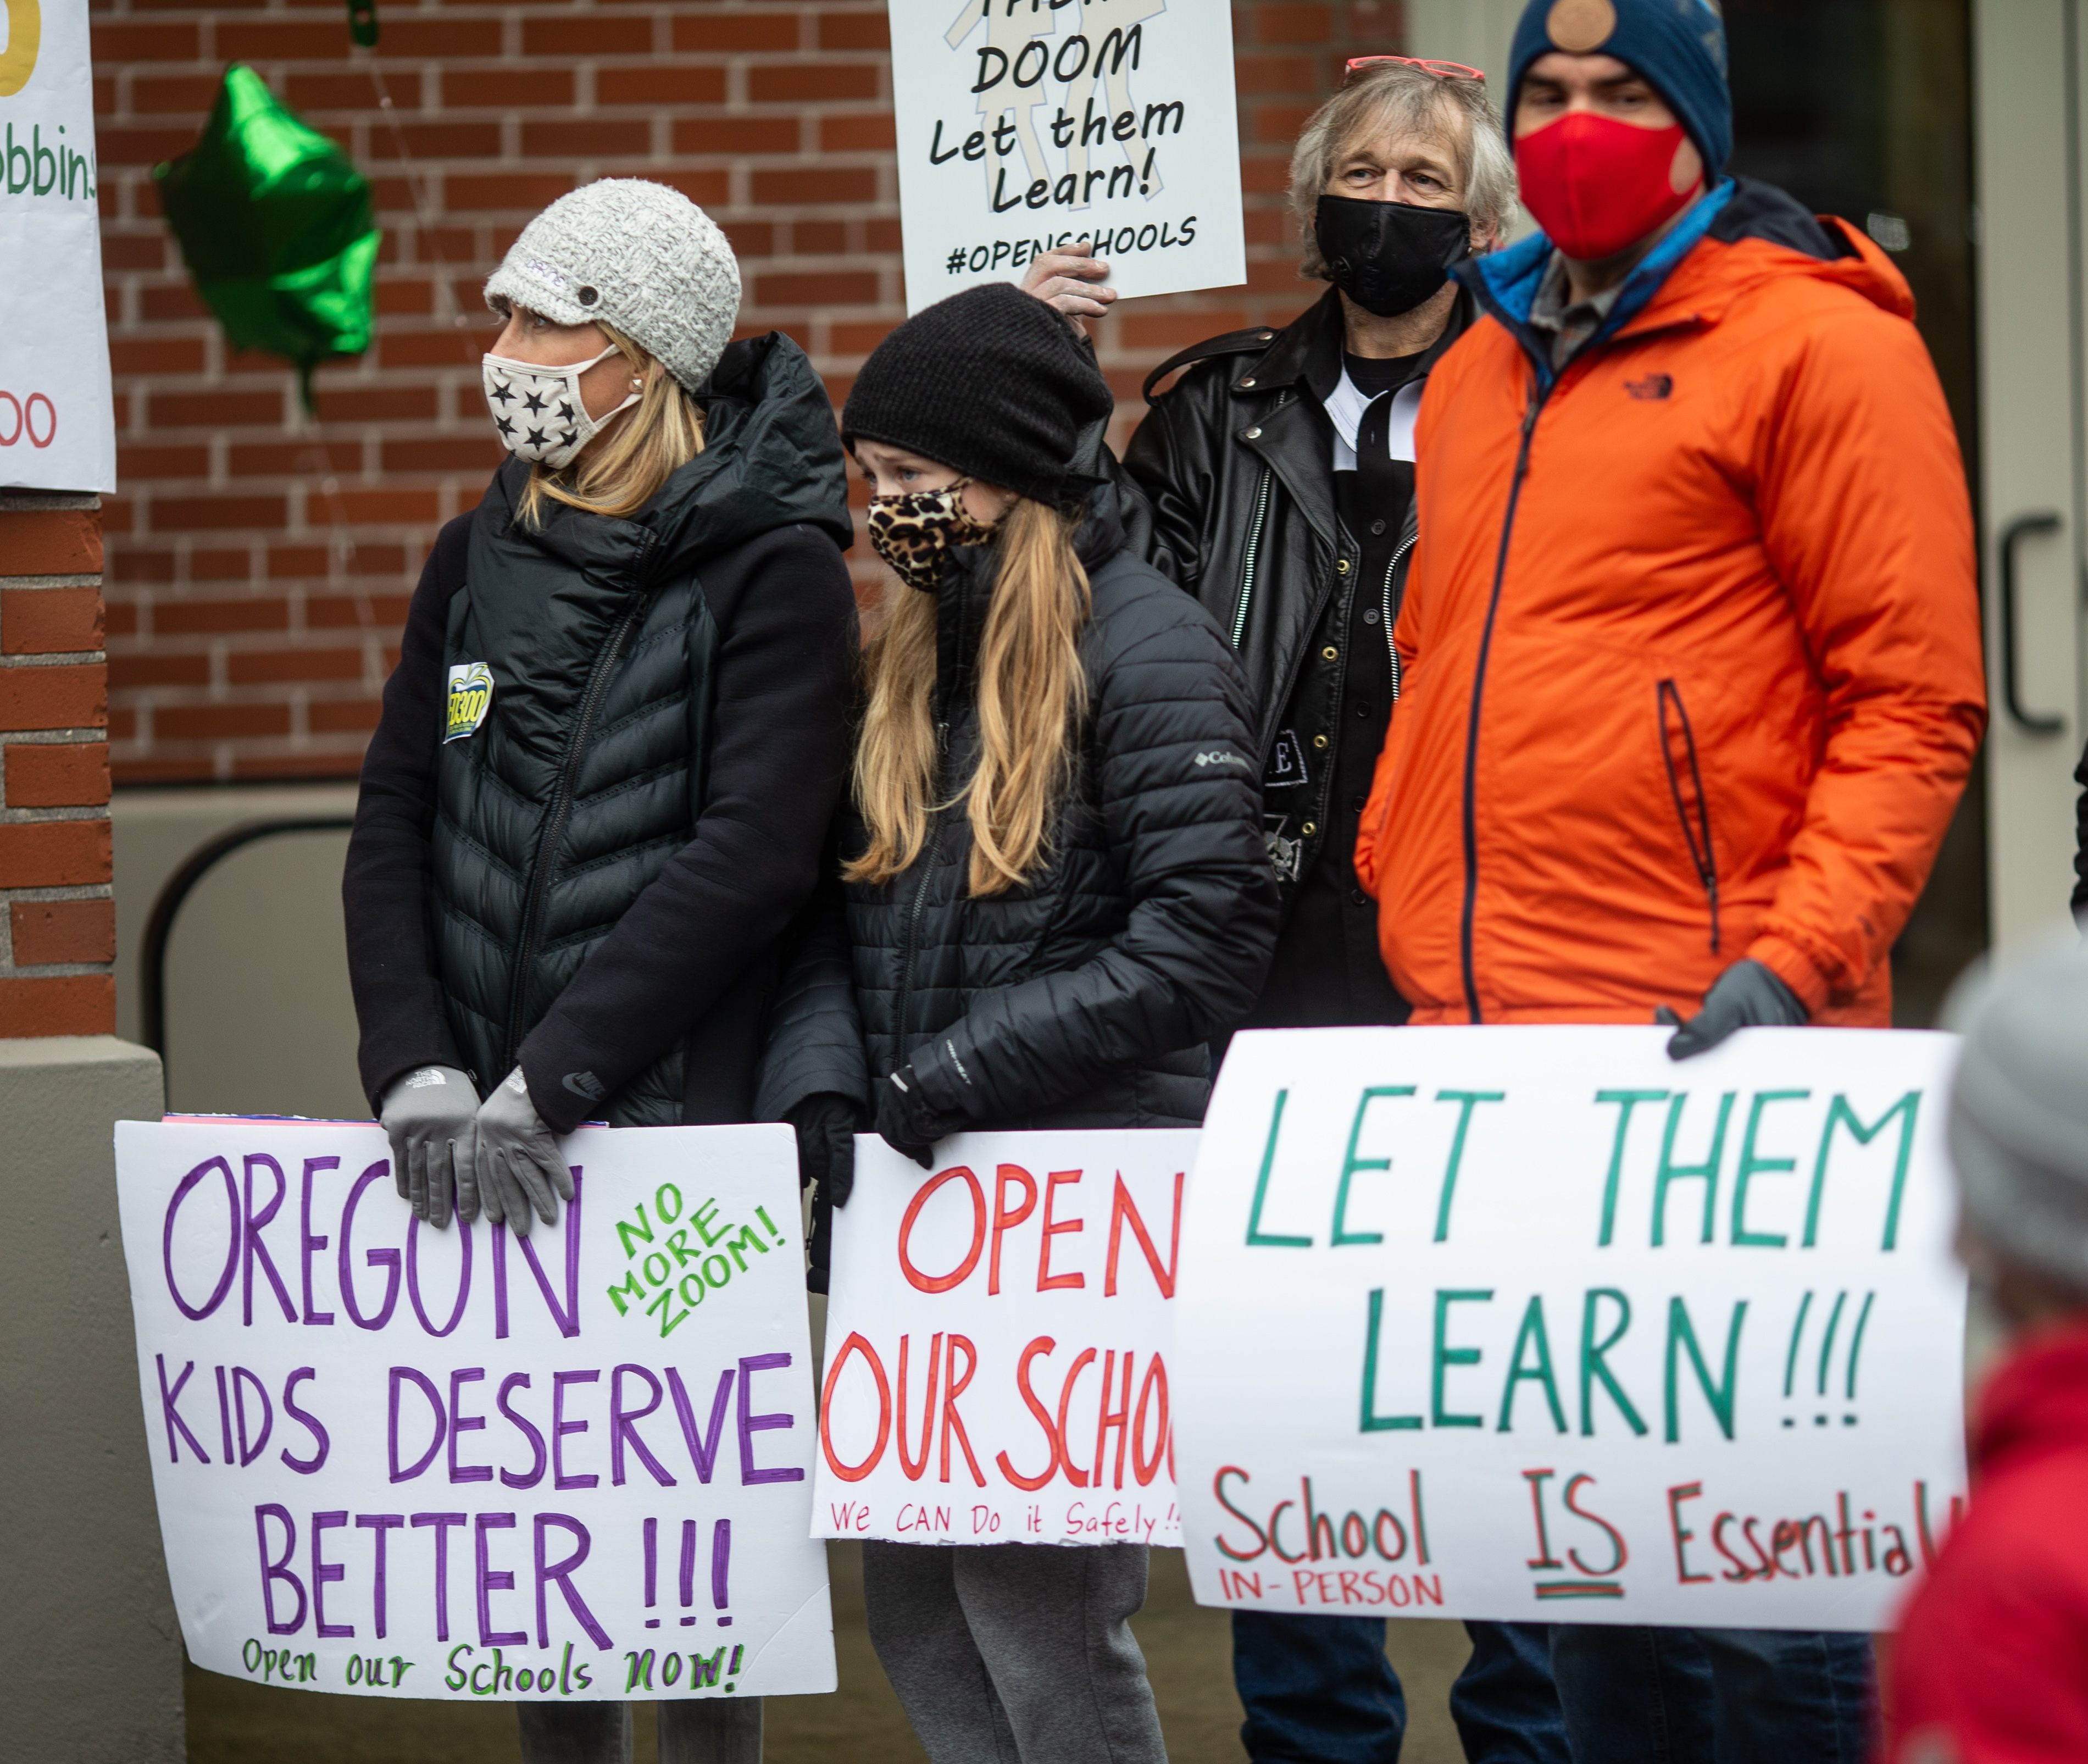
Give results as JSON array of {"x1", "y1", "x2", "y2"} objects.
[
  {"x1": 1174, "y1": 1026, "x2": 1967, "y2": 1632},
  {"x1": 0, "y1": 0, "x2": 116, "y2": 491},
  {"x1": 114, "y1": 1119, "x2": 835, "y2": 1701},
  {"x1": 816, "y1": 1131, "x2": 1188, "y2": 1547},
  {"x1": 886, "y1": 0, "x2": 1245, "y2": 310}
]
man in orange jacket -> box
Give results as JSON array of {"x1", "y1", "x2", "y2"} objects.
[
  {"x1": 1357, "y1": 0, "x2": 1984, "y2": 1052},
  {"x1": 1354, "y1": 0, "x2": 1985, "y2": 1757}
]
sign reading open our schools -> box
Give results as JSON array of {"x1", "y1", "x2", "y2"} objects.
[
  {"x1": 115, "y1": 1120, "x2": 835, "y2": 1701},
  {"x1": 886, "y1": 0, "x2": 1245, "y2": 311},
  {"x1": 817, "y1": 1130, "x2": 1187, "y2": 1547},
  {"x1": 1172, "y1": 1026, "x2": 1968, "y2": 1632}
]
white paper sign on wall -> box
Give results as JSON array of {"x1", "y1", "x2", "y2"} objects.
[
  {"x1": 0, "y1": 0, "x2": 115, "y2": 491},
  {"x1": 115, "y1": 1120, "x2": 835, "y2": 1701},
  {"x1": 816, "y1": 1131, "x2": 1187, "y2": 1547},
  {"x1": 1174, "y1": 1026, "x2": 1968, "y2": 1632},
  {"x1": 886, "y1": 0, "x2": 1246, "y2": 312}
]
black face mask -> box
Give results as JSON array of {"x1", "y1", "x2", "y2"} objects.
[{"x1": 1314, "y1": 195, "x2": 1473, "y2": 317}]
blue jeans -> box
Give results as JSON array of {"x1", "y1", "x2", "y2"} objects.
[
  {"x1": 1547, "y1": 1626, "x2": 1874, "y2": 1764},
  {"x1": 1232, "y1": 1611, "x2": 1566, "y2": 1764}
]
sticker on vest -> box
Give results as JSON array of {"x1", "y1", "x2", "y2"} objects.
[{"x1": 445, "y1": 662, "x2": 494, "y2": 743}]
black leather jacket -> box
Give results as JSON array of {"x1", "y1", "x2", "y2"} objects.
[{"x1": 1115, "y1": 286, "x2": 1468, "y2": 912}]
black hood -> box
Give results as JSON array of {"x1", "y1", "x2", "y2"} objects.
[{"x1": 486, "y1": 331, "x2": 852, "y2": 583}]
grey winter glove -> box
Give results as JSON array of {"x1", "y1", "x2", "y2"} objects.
[
  {"x1": 875, "y1": 1064, "x2": 957, "y2": 1171},
  {"x1": 473, "y1": 1067, "x2": 575, "y2": 1236},
  {"x1": 1659, "y1": 958, "x2": 1808, "y2": 1059},
  {"x1": 379, "y1": 1064, "x2": 480, "y2": 1229},
  {"x1": 790, "y1": 1091, "x2": 860, "y2": 1295}
]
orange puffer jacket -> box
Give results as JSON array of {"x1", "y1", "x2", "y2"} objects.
[{"x1": 1356, "y1": 180, "x2": 1985, "y2": 1026}]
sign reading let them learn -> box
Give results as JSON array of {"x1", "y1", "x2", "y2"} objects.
[
  {"x1": 1174, "y1": 1027, "x2": 1968, "y2": 1632},
  {"x1": 886, "y1": 0, "x2": 1245, "y2": 310},
  {"x1": 116, "y1": 1120, "x2": 835, "y2": 1701},
  {"x1": 817, "y1": 1131, "x2": 1187, "y2": 1546}
]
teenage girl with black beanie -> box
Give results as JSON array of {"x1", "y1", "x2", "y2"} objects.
[{"x1": 760, "y1": 282, "x2": 1279, "y2": 1762}]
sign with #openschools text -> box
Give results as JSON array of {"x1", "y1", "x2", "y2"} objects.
[
  {"x1": 816, "y1": 1131, "x2": 1187, "y2": 1547},
  {"x1": 114, "y1": 1120, "x2": 835, "y2": 1702},
  {"x1": 1173, "y1": 1026, "x2": 1968, "y2": 1632},
  {"x1": 886, "y1": 0, "x2": 1245, "y2": 312}
]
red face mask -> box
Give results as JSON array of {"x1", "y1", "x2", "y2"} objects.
[{"x1": 1514, "y1": 112, "x2": 1700, "y2": 263}]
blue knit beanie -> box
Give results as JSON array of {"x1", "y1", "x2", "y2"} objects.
[{"x1": 1509, "y1": 0, "x2": 1731, "y2": 174}]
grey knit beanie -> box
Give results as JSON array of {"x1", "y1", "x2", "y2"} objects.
[
  {"x1": 1947, "y1": 942, "x2": 2088, "y2": 1289},
  {"x1": 484, "y1": 179, "x2": 740, "y2": 393}
]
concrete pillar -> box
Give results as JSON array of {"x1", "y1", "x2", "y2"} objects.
[{"x1": 0, "y1": 1034, "x2": 181, "y2": 1761}]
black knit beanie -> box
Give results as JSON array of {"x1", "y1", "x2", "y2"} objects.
[{"x1": 842, "y1": 283, "x2": 1115, "y2": 505}]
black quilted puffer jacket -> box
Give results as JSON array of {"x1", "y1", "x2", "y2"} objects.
[
  {"x1": 347, "y1": 332, "x2": 858, "y2": 1132},
  {"x1": 758, "y1": 487, "x2": 1280, "y2": 1132}
]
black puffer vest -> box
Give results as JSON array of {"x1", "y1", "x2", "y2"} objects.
[{"x1": 430, "y1": 334, "x2": 848, "y2": 1125}]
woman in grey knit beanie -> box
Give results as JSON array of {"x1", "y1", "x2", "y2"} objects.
[{"x1": 343, "y1": 179, "x2": 859, "y2": 1764}]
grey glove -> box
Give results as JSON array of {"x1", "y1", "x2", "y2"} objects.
[
  {"x1": 378, "y1": 1065, "x2": 480, "y2": 1228},
  {"x1": 1659, "y1": 958, "x2": 1808, "y2": 1059},
  {"x1": 473, "y1": 1066, "x2": 574, "y2": 1236}
]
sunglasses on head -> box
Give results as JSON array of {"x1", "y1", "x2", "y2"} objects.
[{"x1": 1344, "y1": 54, "x2": 1487, "y2": 83}]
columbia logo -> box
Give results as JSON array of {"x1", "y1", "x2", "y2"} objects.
[
  {"x1": 1196, "y1": 750, "x2": 1251, "y2": 769},
  {"x1": 1625, "y1": 374, "x2": 1674, "y2": 401}
]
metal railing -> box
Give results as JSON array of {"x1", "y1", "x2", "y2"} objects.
[{"x1": 137, "y1": 816, "x2": 357, "y2": 1057}]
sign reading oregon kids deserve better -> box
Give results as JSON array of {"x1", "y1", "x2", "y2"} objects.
[
  {"x1": 0, "y1": 0, "x2": 116, "y2": 490},
  {"x1": 886, "y1": 0, "x2": 1245, "y2": 310},
  {"x1": 114, "y1": 1120, "x2": 835, "y2": 1702},
  {"x1": 1174, "y1": 1027, "x2": 1968, "y2": 1632},
  {"x1": 816, "y1": 1131, "x2": 1187, "y2": 1546}
]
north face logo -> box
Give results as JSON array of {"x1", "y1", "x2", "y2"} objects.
[{"x1": 1625, "y1": 373, "x2": 1674, "y2": 401}]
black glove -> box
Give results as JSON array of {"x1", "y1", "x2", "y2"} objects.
[
  {"x1": 789, "y1": 1091, "x2": 860, "y2": 1205},
  {"x1": 789, "y1": 1092, "x2": 859, "y2": 1296},
  {"x1": 875, "y1": 1064, "x2": 954, "y2": 1170},
  {"x1": 378, "y1": 1065, "x2": 480, "y2": 1228},
  {"x1": 1659, "y1": 958, "x2": 1808, "y2": 1059}
]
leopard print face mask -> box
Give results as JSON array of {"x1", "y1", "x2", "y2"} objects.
[{"x1": 866, "y1": 477, "x2": 1002, "y2": 591}]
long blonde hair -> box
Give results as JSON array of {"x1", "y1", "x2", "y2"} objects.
[
  {"x1": 846, "y1": 497, "x2": 1091, "y2": 896},
  {"x1": 517, "y1": 323, "x2": 707, "y2": 526}
]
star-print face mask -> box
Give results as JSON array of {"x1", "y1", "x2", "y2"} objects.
[{"x1": 481, "y1": 346, "x2": 640, "y2": 470}]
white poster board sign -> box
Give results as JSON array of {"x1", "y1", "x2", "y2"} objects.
[
  {"x1": 887, "y1": 0, "x2": 1245, "y2": 311},
  {"x1": 115, "y1": 1120, "x2": 835, "y2": 1701},
  {"x1": 1175, "y1": 1027, "x2": 1967, "y2": 1632},
  {"x1": 0, "y1": 0, "x2": 116, "y2": 491},
  {"x1": 816, "y1": 1131, "x2": 1187, "y2": 1546}
]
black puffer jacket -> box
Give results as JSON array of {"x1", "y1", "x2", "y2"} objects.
[
  {"x1": 758, "y1": 489, "x2": 1279, "y2": 1131},
  {"x1": 1119, "y1": 287, "x2": 1469, "y2": 911},
  {"x1": 347, "y1": 332, "x2": 858, "y2": 1131}
]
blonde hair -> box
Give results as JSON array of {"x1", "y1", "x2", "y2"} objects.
[
  {"x1": 517, "y1": 322, "x2": 707, "y2": 526},
  {"x1": 846, "y1": 497, "x2": 1091, "y2": 897},
  {"x1": 1289, "y1": 62, "x2": 1516, "y2": 278}
]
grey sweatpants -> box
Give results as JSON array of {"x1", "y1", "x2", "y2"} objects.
[{"x1": 863, "y1": 1540, "x2": 1167, "y2": 1764}]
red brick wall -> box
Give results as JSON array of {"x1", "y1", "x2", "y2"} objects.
[
  {"x1": 0, "y1": 498, "x2": 116, "y2": 1036},
  {"x1": 91, "y1": 0, "x2": 1402, "y2": 783}
]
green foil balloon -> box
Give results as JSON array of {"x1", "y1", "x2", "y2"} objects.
[{"x1": 154, "y1": 66, "x2": 381, "y2": 409}]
